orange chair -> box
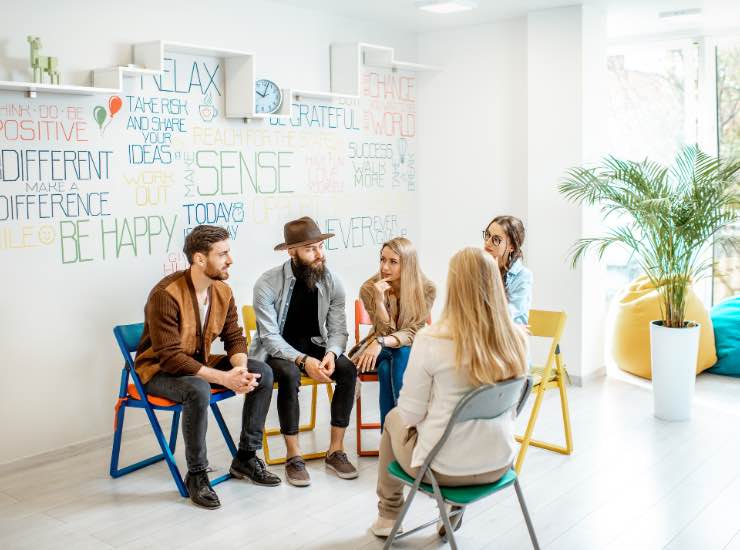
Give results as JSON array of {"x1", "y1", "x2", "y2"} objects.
[
  {"x1": 355, "y1": 299, "x2": 381, "y2": 457},
  {"x1": 354, "y1": 299, "x2": 431, "y2": 457}
]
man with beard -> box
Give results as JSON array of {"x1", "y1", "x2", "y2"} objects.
[
  {"x1": 250, "y1": 216, "x2": 358, "y2": 486},
  {"x1": 135, "y1": 225, "x2": 281, "y2": 509}
]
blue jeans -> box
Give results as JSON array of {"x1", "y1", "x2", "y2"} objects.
[{"x1": 376, "y1": 346, "x2": 412, "y2": 431}]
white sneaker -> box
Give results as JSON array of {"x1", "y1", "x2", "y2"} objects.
[
  {"x1": 370, "y1": 516, "x2": 403, "y2": 538},
  {"x1": 437, "y1": 505, "x2": 464, "y2": 537}
]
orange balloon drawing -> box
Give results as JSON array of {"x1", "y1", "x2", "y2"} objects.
[{"x1": 108, "y1": 96, "x2": 123, "y2": 117}]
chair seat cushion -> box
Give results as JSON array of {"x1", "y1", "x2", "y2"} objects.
[
  {"x1": 126, "y1": 384, "x2": 228, "y2": 407},
  {"x1": 707, "y1": 296, "x2": 740, "y2": 377},
  {"x1": 611, "y1": 276, "x2": 717, "y2": 379},
  {"x1": 387, "y1": 461, "x2": 517, "y2": 505}
]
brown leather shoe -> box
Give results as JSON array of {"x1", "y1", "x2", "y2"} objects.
[
  {"x1": 285, "y1": 456, "x2": 311, "y2": 487},
  {"x1": 325, "y1": 451, "x2": 358, "y2": 479}
]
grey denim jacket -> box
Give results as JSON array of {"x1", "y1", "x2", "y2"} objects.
[{"x1": 248, "y1": 260, "x2": 349, "y2": 362}]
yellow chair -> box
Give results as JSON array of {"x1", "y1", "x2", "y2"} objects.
[
  {"x1": 242, "y1": 305, "x2": 334, "y2": 466},
  {"x1": 515, "y1": 309, "x2": 573, "y2": 474}
]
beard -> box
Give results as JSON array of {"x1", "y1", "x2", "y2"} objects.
[
  {"x1": 204, "y1": 263, "x2": 229, "y2": 281},
  {"x1": 293, "y1": 256, "x2": 326, "y2": 289}
]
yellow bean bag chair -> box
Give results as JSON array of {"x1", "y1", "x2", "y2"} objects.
[{"x1": 611, "y1": 276, "x2": 717, "y2": 379}]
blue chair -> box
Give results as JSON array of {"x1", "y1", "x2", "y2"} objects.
[
  {"x1": 110, "y1": 323, "x2": 238, "y2": 497},
  {"x1": 383, "y1": 377, "x2": 539, "y2": 550}
]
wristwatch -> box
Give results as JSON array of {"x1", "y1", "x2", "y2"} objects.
[
  {"x1": 297, "y1": 355, "x2": 307, "y2": 369},
  {"x1": 376, "y1": 336, "x2": 384, "y2": 347}
]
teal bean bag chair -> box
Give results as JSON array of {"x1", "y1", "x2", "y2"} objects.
[{"x1": 707, "y1": 296, "x2": 740, "y2": 377}]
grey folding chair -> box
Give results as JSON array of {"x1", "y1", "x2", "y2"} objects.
[{"x1": 383, "y1": 376, "x2": 538, "y2": 550}]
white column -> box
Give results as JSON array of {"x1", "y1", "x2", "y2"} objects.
[{"x1": 527, "y1": 5, "x2": 608, "y2": 383}]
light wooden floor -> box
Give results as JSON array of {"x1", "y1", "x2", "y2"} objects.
[{"x1": 1, "y1": 374, "x2": 739, "y2": 550}]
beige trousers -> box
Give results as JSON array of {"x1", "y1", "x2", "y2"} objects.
[{"x1": 376, "y1": 408, "x2": 510, "y2": 519}]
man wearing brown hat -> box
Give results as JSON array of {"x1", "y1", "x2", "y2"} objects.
[{"x1": 250, "y1": 216, "x2": 358, "y2": 486}]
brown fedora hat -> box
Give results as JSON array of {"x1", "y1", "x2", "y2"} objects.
[{"x1": 274, "y1": 216, "x2": 335, "y2": 251}]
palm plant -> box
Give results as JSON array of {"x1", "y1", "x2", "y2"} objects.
[{"x1": 559, "y1": 144, "x2": 740, "y2": 328}]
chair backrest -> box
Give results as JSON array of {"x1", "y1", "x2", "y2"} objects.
[
  {"x1": 242, "y1": 305, "x2": 257, "y2": 346},
  {"x1": 528, "y1": 309, "x2": 567, "y2": 365},
  {"x1": 354, "y1": 297, "x2": 433, "y2": 344},
  {"x1": 452, "y1": 377, "x2": 529, "y2": 424},
  {"x1": 528, "y1": 310, "x2": 566, "y2": 340},
  {"x1": 421, "y1": 376, "x2": 532, "y2": 474},
  {"x1": 113, "y1": 323, "x2": 144, "y2": 369},
  {"x1": 354, "y1": 299, "x2": 373, "y2": 343}
]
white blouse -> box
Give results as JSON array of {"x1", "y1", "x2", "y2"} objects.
[{"x1": 397, "y1": 325, "x2": 517, "y2": 476}]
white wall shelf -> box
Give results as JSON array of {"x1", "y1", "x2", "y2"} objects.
[
  {"x1": 0, "y1": 41, "x2": 440, "y2": 118},
  {"x1": 329, "y1": 42, "x2": 441, "y2": 98},
  {"x1": 0, "y1": 80, "x2": 120, "y2": 98}
]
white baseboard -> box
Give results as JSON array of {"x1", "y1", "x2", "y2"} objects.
[
  {"x1": 570, "y1": 366, "x2": 607, "y2": 387},
  {"x1": 0, "y1": 422, "x2": 151, "y2": 476}
]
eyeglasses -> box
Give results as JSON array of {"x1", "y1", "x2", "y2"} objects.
[{"x1": 482, "y1": 231, "x2": 503, "y2": 246}]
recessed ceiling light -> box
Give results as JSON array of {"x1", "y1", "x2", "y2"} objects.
[
  {"x1": 415, "y1": 0, "x2": 479, "y2": 14},
  {"x1": 658, "y1": 8, "x2": 702, "y2": 20}
]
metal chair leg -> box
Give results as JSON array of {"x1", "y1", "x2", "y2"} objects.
[
  {"x1": 210, "y1": 403, "x2": 238, "y2": 457},
  {"x1": 383, "y1": 482, "x2": 420, "y2": 549},
  {"x1": 514, "y1": 478, "x2": 540, "y2": 550},
  {"x1": 430, "y1": 475, "x2": 458, "y2": 550}
]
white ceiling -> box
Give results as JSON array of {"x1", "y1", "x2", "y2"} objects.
[{"x1": 266, "y1": 0, "x2": 740, "y2": 37}]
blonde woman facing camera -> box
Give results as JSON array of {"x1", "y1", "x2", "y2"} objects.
[
  {"x1": 349, "y1": 237, "x2": 435, "y2": 429},
  {"x1": 370, "y1": 247, "x2": 528, "y2": 537}
]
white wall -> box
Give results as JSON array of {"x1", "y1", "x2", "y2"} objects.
[
  {"x1": 416, "y1": 19, "x2": 528, "y2": 316},
  {"x1": 418, "y1": 7, "x2": 609, "y2": 381},
  {"x1": 0, "y1": 0, "x2": 419, "y2": 465}
]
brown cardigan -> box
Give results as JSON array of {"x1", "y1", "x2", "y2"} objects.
[
  {"x1": 349, "y1": 275, "x2": 436, "y2": 358},
  {"x1": 134, "y1": 269, "x2": 248, "y2": 384}
]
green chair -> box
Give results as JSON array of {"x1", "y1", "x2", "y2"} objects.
[{"x1": 383, "y1": 377, "x2": 538, "y2": 550}]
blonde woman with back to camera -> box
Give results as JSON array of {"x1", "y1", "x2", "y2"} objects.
[{"x1": 370, "y1": 247, "x2": 528, "y2": 538}]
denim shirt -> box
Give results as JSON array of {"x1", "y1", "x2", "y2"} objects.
[
  {"x1": 505, "y1": 259, "x2": 533, "y2": 325},
  {"x1": 248, "y1": 260, "x2": 348, "y2": 362}
]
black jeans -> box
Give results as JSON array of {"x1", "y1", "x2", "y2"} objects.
[
  {"x1": 144, "y1": 357, "x2": 273, "y2": 473},
  {"x1": 267, "y1": 348, "x2": 357, "y2": 436}
]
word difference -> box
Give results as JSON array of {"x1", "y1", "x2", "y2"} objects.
[
  {"x1": 0, "y1": 192, "x2": 110, "y2": 221},
  {"x1": 324, "y1": 214, "x2": 406, "y2": 250},
  {"x1": 0, "y1": 149, "x2": 113, "y2": 182}
]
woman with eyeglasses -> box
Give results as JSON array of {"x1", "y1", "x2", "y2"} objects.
[
  {"x1": 482, "y1": 215, "x2": 532, "y2": 325},
  {"x1": 350, "y1": 237, "x2": 436, "y2": 430}
]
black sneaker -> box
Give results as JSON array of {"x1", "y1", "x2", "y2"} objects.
[
  {"x1": 184, "y1": 470, "x2": 220, "y2": 509},
  {"x1": 230, "y1": 455, "x2": 281, "y2": 487}
]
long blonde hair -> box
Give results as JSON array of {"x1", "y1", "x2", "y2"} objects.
[
  {"x1": 379, "y1": 237, "x2": 430, "y2": 329},
  {"x1": 440, "y1": 247, "x2": 527, "y2": 385}
]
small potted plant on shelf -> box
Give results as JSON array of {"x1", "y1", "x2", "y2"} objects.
[{"x1": 559, "y1": 144, "x2": 739, "y2": 420}]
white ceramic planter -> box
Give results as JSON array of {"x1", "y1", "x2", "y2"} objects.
[{"x1": 650, "y1": 320, "x2": 700, "y2": 421}]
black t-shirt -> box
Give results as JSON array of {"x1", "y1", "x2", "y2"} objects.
[{"x1": 282, "y1": 275, "x2": 322, "y2": 356}]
